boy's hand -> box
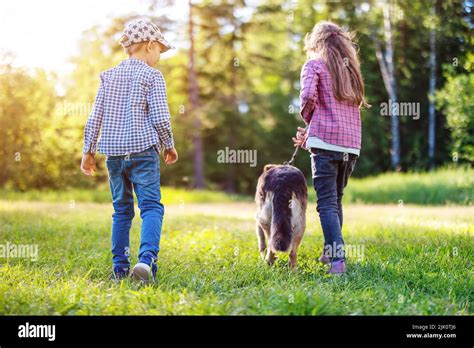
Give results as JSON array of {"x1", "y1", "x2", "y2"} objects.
[
  {"x1": 80, "y1": 152, "x2": 96, "y2": 176},
  {"x1": 164, "y1": 148, "x2": 178, "y2": 164},
  {"x1": 292, "y1": 127, "x2": 307, "y2": 147}
]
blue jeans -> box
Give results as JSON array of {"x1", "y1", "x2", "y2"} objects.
[
  {"x1": 106, "y1": 146, "x2": 164, "y2": 269},
  {"x1": 310, "y1": 148, "x2": 357, "y2": 262}
]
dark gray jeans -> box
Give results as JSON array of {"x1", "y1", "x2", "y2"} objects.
[{"x1": 310, "y1": 148, "x2": 358, "y2": 261}]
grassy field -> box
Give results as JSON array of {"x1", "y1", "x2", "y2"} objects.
[
  {"x1": 345, "y1": 166, "x2": 474, "y2": 205},
  {"x1": 0, "y1": 197, "x2": 472, "y2": 315},
  {"x1": 0, "y1": 186, "x2": 249, "y2": 205},
  {"x1": 1, "y1": 166, "x2": 472, "y2": 205}
]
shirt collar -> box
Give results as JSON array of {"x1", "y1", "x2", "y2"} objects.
[{"x1": 122, "y1": 58, "x2": 148, "y2": 66}]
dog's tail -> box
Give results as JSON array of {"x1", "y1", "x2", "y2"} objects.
[{"x1": 269, "y1": 190, "x2": 293, "y2": 252}]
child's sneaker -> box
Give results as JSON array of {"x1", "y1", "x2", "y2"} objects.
[
  {"x1": 130, "y1": 262, "x2": 157, "y2": 284},
  {"x1": 327, "y1": 260, "x2": 346, "y2": 274},
  {"x1": 110, "y1": 266, "x2": 130, "y2": 282}
]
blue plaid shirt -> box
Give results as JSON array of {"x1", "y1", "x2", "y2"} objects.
[{"x1": 83, "y1": 58, "x2": 174, "y2": 156}]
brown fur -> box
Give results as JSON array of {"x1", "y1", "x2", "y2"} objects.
[{"x1": 255, "y1": 164, "x2": 308, "y2": 269}]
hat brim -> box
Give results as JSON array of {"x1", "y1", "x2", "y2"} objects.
[{"x1": 157, "y1": 38, "x2": 175, "y2": 53}]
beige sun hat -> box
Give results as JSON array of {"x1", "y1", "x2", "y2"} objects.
[{"x1": 119, "y1": 19, "x2": 175, "y2": 53}]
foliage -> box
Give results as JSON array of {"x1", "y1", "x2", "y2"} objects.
[
  {"x1": 436, "y1": 52, "x2": 474, "y2": 162},
  {"x1": 0, "y1": 0, "x2": 472, "y2": 193}
]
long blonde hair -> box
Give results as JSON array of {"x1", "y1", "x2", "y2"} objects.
[{"x1": 304, "y1": 21, "x2": 369, "y2": 108}]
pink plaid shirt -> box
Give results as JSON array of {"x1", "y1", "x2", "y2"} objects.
[{"x1": 299, "y1": 59, "x2": 362, "y2": 149}]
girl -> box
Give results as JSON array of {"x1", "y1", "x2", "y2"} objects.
[{"x1": 293, "y1": 21, "x2": 369, "y2": 274}]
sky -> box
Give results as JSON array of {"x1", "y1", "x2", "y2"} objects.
[{"x1": 0, "y1": 0, "x2": 188, "y2": 75}]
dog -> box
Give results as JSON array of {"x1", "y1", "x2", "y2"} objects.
[{"x1": 255, "y1": 164, "x2": 308, "y2": 269}]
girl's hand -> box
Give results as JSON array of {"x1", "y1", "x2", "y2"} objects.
[
  {"x1": 164, "y1": 147, "x2": 178, "y2": 164},
  {"x1": 292, "y1": 127, "x2": 307, "y2": 147},
  {"x1": 80, "y1": 153, "x2": 96, "y2": 176}
]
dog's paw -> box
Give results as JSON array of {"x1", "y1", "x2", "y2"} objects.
[
  {"x1": 288, "y1": 261, "x2": 298, "y2": 270},
  {"x1": 265, "y1": 254, "x2": 277, "y2": 266}
]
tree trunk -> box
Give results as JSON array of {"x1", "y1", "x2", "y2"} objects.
[
  {"x1": 188, "y1": 0, "x2": 205, "y2": 188},
  {"x1": 224, "y1": 6, "x2": 239, "y2": 193},
  {"x1": 383, "y1": 4, "x2": 400, "y2": 169},
  {"x1": 428, "y1": 2, "x2": 437, "y2": 168},
  {"x1": 373, "y1": 3, "x2": 400, "y2": 170}
]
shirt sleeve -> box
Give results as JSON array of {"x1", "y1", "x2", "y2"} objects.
[
  {"x1": 299, "y1": 60, "x2": 320, "y2": 124},
  {"x1": 147, "y1": 72, "x2": 175, "y2": 150},
  {"x1": 83, "y1": 75, "x2": 105, "y2": 154}
]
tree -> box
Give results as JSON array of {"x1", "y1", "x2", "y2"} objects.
[
  {"x1": 0, "y1": 57, "x2": 78, "y2": 190},
  {"x1": 427, "y1": 1, "x2": 437, "y2": 168},
  {"x1": 188, "y1": 0, "x2": 205, "y2": 188},
  {"x1": 371, "y1": 1, "x2": 400, "y2": 169},
  {"x1": 436, "y1": 52, "x2": 474, "y2": 163},
  {"x1": 2, "y1": 0, "x2": 472, "y2": 192}
]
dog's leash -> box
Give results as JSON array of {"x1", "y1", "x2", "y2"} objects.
[
  {"x1": 284, "y1": 147, "x2": 300, "y2": 166},
  {"x1": 284, "y1": 126, "x2": 307, "y2": 166}
]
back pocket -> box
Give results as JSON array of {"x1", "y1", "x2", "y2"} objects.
[{"x1": 132, "y1": 155, "x2": 159, "y2": 185}]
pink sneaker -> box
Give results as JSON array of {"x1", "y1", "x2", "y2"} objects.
[{"x1": 327, "y1": 260, "x2": 347, "y2": 274}]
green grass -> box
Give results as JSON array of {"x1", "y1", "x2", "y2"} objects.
[
  {"x1": 0, "y1": 186, "x2": 249, "y2": 205},
  {"x1": 1, "y1": 166, "x2": 472, "y2": 205},
  {"x1": 0, "y1": 200, "x2": 472, "y2": 315},
  {"x1": 345, "y1": 166, "x2": 473, "y2": 205}
]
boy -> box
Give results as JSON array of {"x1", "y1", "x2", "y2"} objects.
[{"x1": 80, "y1": 19, "x2": 178, "y2": 283}]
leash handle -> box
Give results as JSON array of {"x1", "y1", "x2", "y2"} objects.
[{"x1": 284, "y1": 126, "x2": 307, "y2": 166}]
